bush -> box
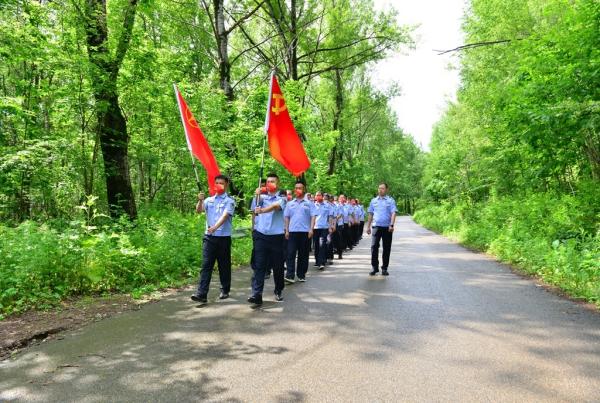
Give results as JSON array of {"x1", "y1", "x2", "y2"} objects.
[
  {"x1": 0, "y1": 208, "x2": 253, "y2": 318},
  {"x1": 414, "y1": 189, "x2": 600, "y2": 305}
]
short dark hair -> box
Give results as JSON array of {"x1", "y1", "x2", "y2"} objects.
[
  {"x1": 215, "y1": 174, "x2": 229, "y2": 183},
  {"x1": 379, "y1": 182, "x2": 388, "y2": 189},
  {"x1": 266, "y1": 172, "x2": 279, "y2": 180}
]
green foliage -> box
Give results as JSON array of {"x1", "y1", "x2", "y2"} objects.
[
  {"x1": 414, "y1": 186, "x2": 600, "y2": 305},
  {"x1": 418, "y1": 0, "x2": 599, "y2": 305},
  {"x1": 0, "y1": 209, "x2": 252, "y2": 316}
]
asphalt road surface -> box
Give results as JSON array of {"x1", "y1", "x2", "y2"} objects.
[{"x1": 2, "y1": 217, "x2": 600, "y2": 402}]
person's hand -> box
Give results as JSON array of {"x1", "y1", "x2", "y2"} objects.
[
  {"x1": 328, "y1": 227, "x2": 333, "y2": 234},
  {"x1": 207, "y1": 226, "x2": 216, "y2": 234},
  {"x1": 308, "y1": 230, "x2": 313, "y2": 239},
  {"x1": 255, "y1": 187, "x2": 261, "y2": 195},
  {"x1": 254, "y1": 207, "x2": 262, "y2": 215},
  {"x1": 367, "y1": 227, "x2": 371, "y2": 235},
  {"x1": 198, "y1": 192, "x2": 205, "y2": 201},
  {"x1": 285, "y1": 230, "x2": 290, "y2": 240},
  {"x1": 388, "y1": 225, "x2": 394, "y2": 233}
]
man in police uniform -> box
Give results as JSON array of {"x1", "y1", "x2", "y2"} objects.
[
  {"x1": 357, "y1": 199, "x2": 365, "y2": 240},
  {"x1": 284, "y1": 181, "x2": 316, "y2": 282},
  {"x1": 312, "y1": 191, "x2": 333, "y2": 270},
  {"x1": 251, "y1": 172, "x2": 287, "y2": 305},
  {"x1": 366, "y1": 183, "x2": 397, "y2": 276},
  {"x1": 339, "y1": 195, "x2": 352, "y2": 251},
  {"x1": 332, "y1": 195, "x2": 344, "y2": 259},
  {"x1": 191, "y1": 175, "x2": 236, "y2": 303}
]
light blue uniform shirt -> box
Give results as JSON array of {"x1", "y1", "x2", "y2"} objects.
[
  {"x1": 341, "y1": 203, "x2": 350, "y2": 224},
  {"x1": 348, "y1": 205, "x2": 357, "y2": 223},
  {"x1": 284, "y1": 198, "x2": 316, "y2": 232},
  {"x1": 368, "y1": 196, "x2": 397, "y2": 227},
  {"x1": 313, "y1": 202, "x2": 332, "y2": 229},
  {"x1": 203, "y1": 193, "x2": 236, "y2": 236},
  {"x1": 335, "y1": 203, "x2": 343, "y2": 225},
  {"x1": 357, "y1": 205, "x2": 365, "y2": 221},
  {"x1": 255, "y1": 193, "x2": 286, "y2": 235}
]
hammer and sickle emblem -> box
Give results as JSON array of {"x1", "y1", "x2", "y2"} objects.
[
  {"x1": 185, "y1": 108, "x2": 200, "y2": 128},
  {"x1": 271, "y1": 93, "x2": 287, "y2": 116}
]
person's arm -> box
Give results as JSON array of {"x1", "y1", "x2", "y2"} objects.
[
  {"x1": 196, "y1": 193, "x2": 205, "y2": 213},
  {"x1": 208, "y1": 211, "x2": 230, "y2": 234},
  {"x1": 389, "y1": 199, "x2": 397, "y2": 232},
  {"x1": 284, "y1": 216, "x2": 290, "y2": 239},
  {"x1": 367, "y1": 212, "x2": 373, "y2": 235},
  {"x1": 255, "y1": 202, "x2": 282, "y2": 214},
  {"x1": 309, "y1": 216, "x2": 316, "y2": 239}
]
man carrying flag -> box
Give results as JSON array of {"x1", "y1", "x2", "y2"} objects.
[
  {"x1": 191, "y1": 175, "x2": 236, "y2": 303},
  {"x1": 250, "y1": 173, "x2": 287, "y2": 305},
  {"x1": 174, "y1": 85, "x2": 232, "y2": 303},
  {"x1": 248, "y1": 72, "x2": 310, "y2": 305}
]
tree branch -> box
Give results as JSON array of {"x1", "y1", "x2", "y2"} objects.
[
  {"x1": 435, "y1": 39, "x2": 515, "y2": 55},
  {"x1": 225, "y1": 0, "x2": 265, "y2": 35},
  {"x1": 113, "y1": 0, "x2": 139, "y2": 71}
]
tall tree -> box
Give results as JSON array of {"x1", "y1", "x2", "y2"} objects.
[{"x1": 77, "y1": 0, "x2": 139, "y2": 219}]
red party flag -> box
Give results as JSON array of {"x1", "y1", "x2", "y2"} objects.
[
  {"x1": 174, "y1": 84, "x2": 221, "y2": 194},
  {"x1": 264, "y1": 74, "x2": 310, "y2": 177}
]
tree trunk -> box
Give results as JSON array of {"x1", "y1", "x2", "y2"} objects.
[
  {"x1": 289, "y1": 0, "x2": 298, "y2": 81},
  {"x1": 83, "y1": 0, "x2": 138, "y2": 220},
  {"x1": 327, "y1": 70, "x2": 344, "y2": 175},
  {"x1": 213, "y1": 0, "x2": 233, "y2": 101}
]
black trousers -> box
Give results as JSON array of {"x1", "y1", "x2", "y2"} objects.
[
  {"x1": 343, "y1": 224, "x2": 352, "y2": 250},
  {"x1": 359, "y1": 221, "x2": 364, "y2": 239},
  {"x1": 252, "y1": 232, "x2": 285, "y2": 297},
  {"x1": 286, "y1": 232, "x2": 310, "y2": 279},
  {"x1": 313, "y1": 228, "x2": 329, "y2": 266},
  {"x1": 197, "y1": 235, "x2": 231, "y2": 296},
  {"x1": 371, "y1": 226, "x2": 393, "y2": 270},
  {"x1": 334, "y1": 224, "x2": 344, "y2": 257},
  {"x1": 327, "y1": 230, "x2": 334, "y2": 260}
]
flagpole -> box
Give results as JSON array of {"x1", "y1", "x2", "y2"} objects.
[
  {"x1": 256, "y1": 70, "x2": 275, "y2": 205},
  {"x1": 174, "y1": 83, "x2": 203, "y2": 192}
]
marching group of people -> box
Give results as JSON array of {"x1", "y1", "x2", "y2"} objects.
[{"x1": 191, "y1": 173, "x2": 397, "y2": 306}]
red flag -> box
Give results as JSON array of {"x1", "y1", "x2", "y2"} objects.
[
  {"x1": 174, "y1": 85, "x2": 221, "y2": 194},
  {"x1": 265, "y1": 74, "x2": 310, "y2": 176}
]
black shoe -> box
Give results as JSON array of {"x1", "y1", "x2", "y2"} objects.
[
  {"x1": 318, "y1": 265, "x2": 325, "y2": 271},
  {"x1": 247, "y1": 296, "x2": 263, "y2": 305},
  {"x1": 274, "y1": 292, "x2": 283, "y2": 302},
  {"x1": 338, "y1": 255, "x2": 343, "y2": 259},
  {"x1": 285, "y1": 276, "x2": 296, "y2": 284},
  {"x1": 298, "y1": 277, "x2": 306, "y2": 282},
  {"x1": 219, "y1": 292, "x2": 229, "y2": 299},
  {"x1": 369, "y1": 269, "x2": 379, "y2": 276},
  {"x1": 382, "y1": 269, "x2": 389, "y2": 276},
  {"x1": 191, "y1": 294, "x2": 208, "y2": 303}
]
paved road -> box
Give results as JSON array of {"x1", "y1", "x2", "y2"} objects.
[{"x1": 2, "y1": 217, "x2": 600, "y2": 402}]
